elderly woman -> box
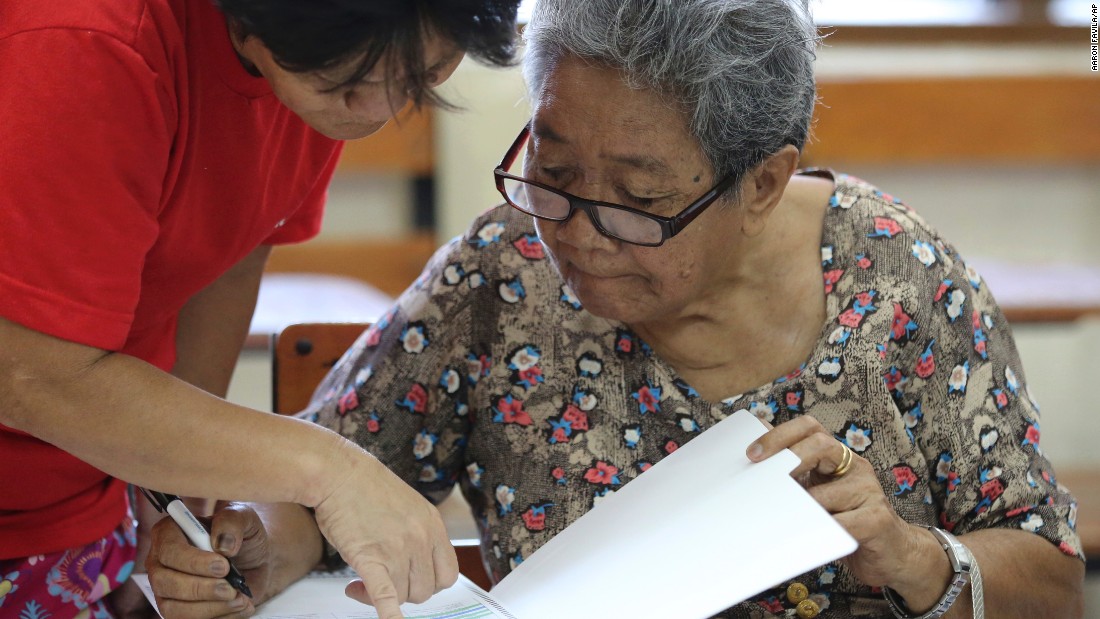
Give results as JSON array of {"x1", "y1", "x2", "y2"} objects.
[{"x1": 146, "y1": 0, "x2": 1084, "y2": 617}]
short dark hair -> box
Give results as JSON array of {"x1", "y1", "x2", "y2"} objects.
[{"x1": 214, "y1": 0, "x2": 520, "y2": 108}]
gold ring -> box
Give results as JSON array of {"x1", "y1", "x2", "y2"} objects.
[{"x1": 830, "y1": 442, "x2": 854, "y2": 478}]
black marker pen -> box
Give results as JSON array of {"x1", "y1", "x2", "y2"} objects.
[{"x1": 138, "y1": 487, "x2": 252, "y2": 598}]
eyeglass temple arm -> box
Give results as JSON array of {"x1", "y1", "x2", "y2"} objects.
[
  {"x1": 496, "y1": 122, "x2": 532, "y2": 171},
  {"x1": 669, "y1": 174, "x2": 739, "y2": 236}
]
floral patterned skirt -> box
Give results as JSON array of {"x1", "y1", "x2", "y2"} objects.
[{"x1": 0, "y1": 514, "x2": 137, "y2": 619}]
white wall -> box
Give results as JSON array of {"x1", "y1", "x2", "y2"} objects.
[{"x1": 433, "y1": 59, "x2": 532, "y2": 241}]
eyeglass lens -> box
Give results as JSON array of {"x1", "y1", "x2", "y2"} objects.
[{"x1": 500, "y1": 176, "x2": 664, "y2": 245}]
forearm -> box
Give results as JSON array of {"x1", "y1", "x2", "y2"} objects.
[
  {"x1": 890, "y1": 527, "x2": 1083, "y2": 618},
  {"x1": 0, "y1": 244, "x2": 360, "y2": 507},
  {"x1": 2, "y1": 338, "x2": 354, "y2": 508}
]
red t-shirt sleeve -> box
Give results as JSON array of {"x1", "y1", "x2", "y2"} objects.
[
  {"x1": 263, "y1": 143, "x2": 343, "y2": 246},
  {"x1": 0, "y1": 28, "x2": 171, "y2": 350}
]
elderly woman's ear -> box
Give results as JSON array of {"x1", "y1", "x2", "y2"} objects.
[{"x1": 738, "y1": 145, "x2": 801, "y2": 237}]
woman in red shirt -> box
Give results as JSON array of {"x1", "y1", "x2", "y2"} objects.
[{"x1": 0, "y1": 1, "x2": 519, "y2": 618}]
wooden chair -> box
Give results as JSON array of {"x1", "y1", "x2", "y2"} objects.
[
  {"x1": 271, "y1": 322, "x2": 369, "y2": 415},
  {"x1": 271, "y1": 322, "x2": 491, "y2": 589}
]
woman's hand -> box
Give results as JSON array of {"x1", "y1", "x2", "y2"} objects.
[
  {"x1": 146, "y1": 503, "x2": 274, "y2": 619},
  {"x1": 310, "y1": 442, "x2": 459, "y2": 618},
  {"x1": 746, "y1": 416, "x2": 931, "y2": 590}
]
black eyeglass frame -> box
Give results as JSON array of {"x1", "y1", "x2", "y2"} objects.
[{"x1": 492, "y1": 123, "x2": 738, "y2": 247}]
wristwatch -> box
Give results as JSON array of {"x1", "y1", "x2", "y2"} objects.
[{"x1": 883, "y1": 526, "x2": 974, "y2": 619}]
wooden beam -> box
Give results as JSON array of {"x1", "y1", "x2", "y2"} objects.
[
  {"x1": 804, "y1": 76, "x2": 1100, "y2": 165},
  {"x1": 1003, "y1": 306, "x2": 1100, "y2": 324},
  {"x1": 821, "y1": 24, "x2": 1081, "y2": 45}
]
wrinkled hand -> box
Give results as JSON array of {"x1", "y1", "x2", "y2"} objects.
[
  {"x1": 747, "y1": 415, "x2": 923, "y2": 588},
  {"x1": 146, "y1": 503, "x2": 273, "y2": 618},
  {"x1": 312, "y1": 443, "x2": 458, "y2": 619}
]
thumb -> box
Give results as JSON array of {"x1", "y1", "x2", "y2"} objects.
[{"x1": 209, "y1": 503, "x2": 264, "y2": 561}]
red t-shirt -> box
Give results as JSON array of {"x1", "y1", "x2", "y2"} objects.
[{"x1": 0, "y1": 0, "x2": 342, "y2": 558}]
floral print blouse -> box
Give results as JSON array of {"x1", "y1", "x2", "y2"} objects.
[{"x1": 305, "y1": 171, "x2": 1082, "y2": 618}]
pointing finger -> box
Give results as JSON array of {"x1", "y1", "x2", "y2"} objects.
[{"x1": 346, "y1": 563, "x2": 405, "y2": 619}]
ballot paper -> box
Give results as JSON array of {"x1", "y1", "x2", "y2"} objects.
[
  {"x1": 133, "y1": 571, "x2": 517, "y2": 619},
  {"x1": 490, "y1": 408, "x2": 858, "y2": 619},
  {"x1": 136, "y1": 409, "x2": 857, "y2": 619}
]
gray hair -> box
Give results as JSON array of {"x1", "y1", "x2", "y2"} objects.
[{"x1": 522, "y1": 0, "x2": 818, "y2": 187}]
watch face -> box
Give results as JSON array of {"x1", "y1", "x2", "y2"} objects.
[
  {"x1": 928, "y1": 526, "x2": 973, "y2": 572},
  {"x1": 879, "y1": 527, "x2": 975, "y2": 619}
]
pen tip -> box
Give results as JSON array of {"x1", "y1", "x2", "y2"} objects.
[{"x1": 229, "y1": 574, "x2": 253, "y2": 599}]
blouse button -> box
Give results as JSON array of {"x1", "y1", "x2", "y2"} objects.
[
  {"x1": 786, "y1": 582, "x2": 809, "y2": 604},
  {"x1": 796, "y1": 598, "x2": 821, "y2": 618}
]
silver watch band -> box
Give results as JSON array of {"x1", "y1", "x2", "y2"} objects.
[
  {"x1": 970, "y1": 551, "x2": 985, "y2": 619},
  {"x1": 883, "y1": 526, "x2": 983, "y2": 619}
]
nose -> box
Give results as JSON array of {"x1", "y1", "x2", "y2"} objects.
[
  {"x1": 344, "y1": 87, "x2": 404, "y2": 122},
  {"x1": 554, "y1": 202, "x2": 618, "y2": 252},
  {"x1": 550, "y1": 177, "x2": 621, "y2": 248}
]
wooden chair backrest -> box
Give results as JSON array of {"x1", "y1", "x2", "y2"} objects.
[
  {"x1": 270, "y1": 322, "x2": 491, "y2": 589},
  {"x1": 272, "y1": 323, "x2": 368, "y2": 415}
]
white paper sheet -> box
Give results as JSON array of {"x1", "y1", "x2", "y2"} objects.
[
  {"x1": 489, "y1": 409, "x2": 859, "y2": 619},
  {"x1": 133, "y1": 572, "x2": 516, "y2": 619}
]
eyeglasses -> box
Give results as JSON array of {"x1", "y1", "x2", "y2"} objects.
[{"x1": 493, "y1": 123, "x2": 737, "y2": 247}]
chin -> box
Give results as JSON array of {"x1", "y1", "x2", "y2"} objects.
[
  {"x1": 314, "y1": 119, "x2": 389, "y2": 141},
  {"x1": 566, "y1": 278, "x2": 630, "y2": 322},
  {"x1": 572, "y1": 279, "x2": 671, "y2": 327}
]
